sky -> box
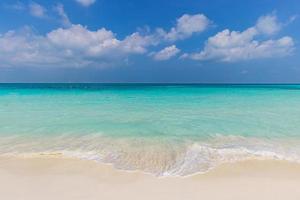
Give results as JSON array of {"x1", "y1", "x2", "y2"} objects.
[{"x1": 0, "y1": 0, "x2": 299, "y2": 83}]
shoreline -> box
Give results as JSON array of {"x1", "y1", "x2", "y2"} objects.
[{"x1": 1, "y1": 156, "x2": 300, "y2": 200}]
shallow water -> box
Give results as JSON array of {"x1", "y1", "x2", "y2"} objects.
[{"x1": 1, "y1": 84, "x2": 300, "y2": 176}]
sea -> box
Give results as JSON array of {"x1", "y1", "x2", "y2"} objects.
[{"x1": 1, "y1": 83, "x2": 300, "y2": 176}]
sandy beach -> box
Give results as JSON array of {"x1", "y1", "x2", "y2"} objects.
[{"x1": 1, "y1": 156, "x2": 300, "y2": 200}]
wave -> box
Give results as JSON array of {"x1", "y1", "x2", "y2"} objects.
[{"x1": 1, "y1": 134, "x2": 300, "y2": 176}]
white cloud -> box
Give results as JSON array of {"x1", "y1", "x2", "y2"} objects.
[
  {"x1": 151, "y1": 45, "x2": 180, "y2": 61},
  {"x1": 29, "y1": 2, "x2": 46, "y2": 18},
  {"x1": 255, "y1": 14, "x2": 281, "y2": 35},
  {"x1": 185, "y1": 14, "x2": 294, "y2": 62},
  {"x1": 47, "y1": 25, "x2": 119, "y2": 56},
  {"x1": 121, "y1": 32, "x2": 160, "y2": 54},
  {"x1": 0, "y1": 12, "x2": 209, "y2": 68},
  {"x1": 157, "y1": 14, "x2": 210, "y2": 41},
  {"x1": 54, "y1": 4, "x2": 72, "y2": 27},
  {"x1": 76, "y1": 0, "x2": 96, "y2": 7},
  {"x1": 0, "y1": 25, "x2": 158, "y2": 68}
]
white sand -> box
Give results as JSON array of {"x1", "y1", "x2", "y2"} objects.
[{"x1": 1, "y1": 156, "x2": 300, "y2": 200}]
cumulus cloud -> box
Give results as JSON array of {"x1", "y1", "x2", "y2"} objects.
[
  {"x1": 0, "y1": 12, "x2": 210, "y2": 68},
  {"x1": 156, "y1": 14, "x2": 210, "y2": 41},
  {"x1": 184, "y1": 14, "x2": 294, "y2": 62},
  {"x1": 0, "y1": 24, "x2": 159, "y2": 68},
  {"x1": 76, "y1": 0, "x2": 96, "y2": 7},
  {"x1": 151, "y1": 45, "x2": 180, "y2": 61},
  {"x1": 255, "y1": 14, "x2": 281, "y2": 35},
  {"x1": 47, "y1": 25, "x2": 119, "y2": 55},
  {"x1": 29, "y1": 2, "x2": 47, "y2": 18}
]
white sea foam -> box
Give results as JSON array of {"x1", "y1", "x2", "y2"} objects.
[{"x1": 1, "y1": 134, "x2": 300, "y2": 176}]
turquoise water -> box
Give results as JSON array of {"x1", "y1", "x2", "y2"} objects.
[{"x1": 1, "y1": 84, "x2": 300, "y2": 175}]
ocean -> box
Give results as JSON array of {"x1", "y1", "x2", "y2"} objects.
[{"x1": 1, "y1": 83, "x2": 300, "y2": 176}]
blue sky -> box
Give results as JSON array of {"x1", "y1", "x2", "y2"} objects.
[{"x1": 0, "y1": 0, "x2": 299, "y2": 83}]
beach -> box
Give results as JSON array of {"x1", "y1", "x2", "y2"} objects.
[
  {"x1": 1, "y1": 156, "x2": 300, "y2": 200},
  {"x1": 1, "y1": 0, "x2": 300, "y2": 197}
]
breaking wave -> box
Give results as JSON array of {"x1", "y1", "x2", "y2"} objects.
[{"x1": 1, "y1": 134, "x2": 300, "y2": 176}]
